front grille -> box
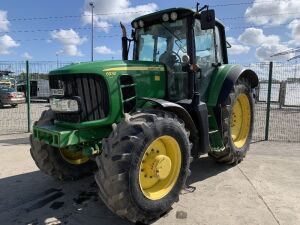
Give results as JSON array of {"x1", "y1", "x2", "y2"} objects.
[{"x1": 49, "y1": 74, "x2": 109, "y2": 123}]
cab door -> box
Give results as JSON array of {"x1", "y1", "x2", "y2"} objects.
[{"x1": 193, "y1": 19, "x2": 224, "y2": 101}]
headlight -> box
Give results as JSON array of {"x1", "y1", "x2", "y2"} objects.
[{"x1": 50, "y1": 98, "x2": 79, "y2": 113}]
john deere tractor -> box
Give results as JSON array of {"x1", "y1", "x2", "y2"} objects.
[{"x1": 31, "y1": 5, "x2": 258, "y2": 224}]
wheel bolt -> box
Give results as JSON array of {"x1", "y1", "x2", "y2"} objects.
[
  {"x1": 150, "y1": 176, "x2": 153, "y2": 179},
  {"x1": 144, "y1": 175, "x2": 147, "y2": 178},
  {"x1": 156, "y1": 150, "x2": 159, "y2": 153}
]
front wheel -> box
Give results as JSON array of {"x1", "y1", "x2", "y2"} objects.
[
  {"x1": 209, "y1": 79, "x2": 254, "y2": 164},
  {"x1": 95, "y1": 110, "x2": 192, "y2": 223},
  {"x1": 30, "y1": 110, "x2": 96, "y2": 180}
]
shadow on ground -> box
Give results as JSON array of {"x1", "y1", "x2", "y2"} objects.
[
  {"x1": 0, "y1": 155, "x2": 231, "y2": 225},
  {"x1": 0, "y1": 137, "x2": 29, "y2": 146}
]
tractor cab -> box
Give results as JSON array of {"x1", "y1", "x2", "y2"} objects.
[{"x1": 127, "y1": 8, "x2": 228, "y2": 102}]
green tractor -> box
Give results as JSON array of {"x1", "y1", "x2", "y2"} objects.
[{"x1": 31, "y1": 5, "x2": 258, "y2": 224}]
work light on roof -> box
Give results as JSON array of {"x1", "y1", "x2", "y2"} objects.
[
  {"x1": 133, "y1": 21, "x2": 138, "y2": 29},
  {"x1": 138, "y1": 20, "x2": 144, "y2": 28},
  {"x1": 170, "y1": 12, "x2": 178, "y2": 21},
  {"x1": 162, "y1": 13, "x2": 169, "y2": 22}
]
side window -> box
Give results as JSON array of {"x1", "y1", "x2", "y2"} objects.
[
  {"x1": 215, "y1": 26, "x2": 224, "y2": 63},
  {"x1": 194, "y1": 19, "x2": 216, "y2": 100},
  {"x1": 155, "y1": 37, "x2": 167, "y2": 62},
  {"x1": 194, "y1": 19, "x2": 216, "y2": 66},
  {"x1": 138, "y1": 35, "x2": 154, "y2": 61}
]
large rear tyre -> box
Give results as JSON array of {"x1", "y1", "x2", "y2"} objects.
[
  {"x1": 209, "y1": 79, "x2": 254, "y2": 164},
  {"x1": 95, "y1": 110, "x2": 192, "y2": 223},
  {"x1": 30, "y1": 110, "x2": 96, "y2": 180}
]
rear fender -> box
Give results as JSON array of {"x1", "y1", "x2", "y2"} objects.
[{"x1": 207, "y1": 64, "x2": 258, "y2": 107}]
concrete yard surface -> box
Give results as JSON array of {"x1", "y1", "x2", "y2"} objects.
[{"x1": 0, "y1": 134, "x2": 299, "y2": 225}]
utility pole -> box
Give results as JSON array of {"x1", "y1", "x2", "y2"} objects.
[
  {"x1": 89, "y1": 2, "x2": 95, "y2": 62},
  {"x1": 56, "y1": 53, "x2": 59, "y2": 68}
]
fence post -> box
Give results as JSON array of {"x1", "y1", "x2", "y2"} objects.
[
  {"x1": 26, "y1": 60, "x2": 31, "y2": 132},
  {"x1": 265, "y1": 61, "x2": 273, "y2": 140}
]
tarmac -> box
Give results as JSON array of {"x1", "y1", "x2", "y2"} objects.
[{"x1": 0, "y1": 133, "x2": 299, "y2": 225}]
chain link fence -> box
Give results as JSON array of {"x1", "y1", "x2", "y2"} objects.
[
  {"x1": 244, "y1": 62, "x2": 300, "y2": 142},
  {"x1": 0, "y1": 61, "x2": 71, "y2": 135},
  {"x1": 0, "y1": 61, "x2": 299, "y2": 142}
]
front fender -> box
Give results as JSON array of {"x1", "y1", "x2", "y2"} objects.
[{"x1": 207, "y1": 64, "x2": 258, "y2": 106}]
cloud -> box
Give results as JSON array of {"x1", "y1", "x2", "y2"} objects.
[
  {"x1": 227, "y1": 37, "x2": 250, "y2": 55},
  {"x1": 50, "y1": 29, "x2": 87, "y2": 56},
  {"x1": 0, "y1": 10, "x2": 9, "y2": 31},
  {"x1": 0, "y1": 34, "x2": 19, "y2": 55},
  {"x1": 94, "y1": 45, "x2": 116, "y2": 54},
  {"x1": 236, "y1": 27, "x2": 293, "y2": 61},
  {"x1": 288, "y1": 19, "x2": 300, "y2": 42},
  {"x1": 21, "y1": 52, "x2": 33, "y2": 60},
  {"x1": 238, "y1": 28, "x2": 280, "y2": 46},
  {"x1": 245, "y1": 0, "x2": 300, "y2": 26},
  {"x1": 81, "y1": 0, "x2": 158, "y2": 32},
  {"x1": 256, "y1": 43, "x2": 294, "y2": 61}
]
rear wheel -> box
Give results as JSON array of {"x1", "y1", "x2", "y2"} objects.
[
  {"x1": 30, "y1": 110, "x2": 96, "y2": 180},
  {"x1": 209, "y1": 79, "x2": 254, "y2": 164},
  {"x1": 95, "y1": 110, "x2": 192, "y2": 223}
]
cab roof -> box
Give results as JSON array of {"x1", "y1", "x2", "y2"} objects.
[{"x1": 131, "y1": 7, "x2": 224, "y2": 29}]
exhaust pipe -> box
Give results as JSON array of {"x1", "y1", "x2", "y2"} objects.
[{"x1": 120, "y1": 22, "x2": 128, "y2": 60}]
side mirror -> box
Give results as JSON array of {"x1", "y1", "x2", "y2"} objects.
[{"x1": 200, "y1": 9, "x2": 215, "y2": 30}]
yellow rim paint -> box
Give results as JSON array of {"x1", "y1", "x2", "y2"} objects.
[
  {"x1": 139, "y1": 135, "x2": 182, "y2": 200},
  {"x1": 103, "y1": 66, "x2": 164, "y2": 72},
  {"x1": 230, "y1": 93, "x2": 251, "y2": 148},
  {"x1": 59, "y1": 148, "x2": 89, "y2": 165}
]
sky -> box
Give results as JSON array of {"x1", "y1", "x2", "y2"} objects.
[{"x1": 0, "y1": 0, "x2": 299, "y2": 63}]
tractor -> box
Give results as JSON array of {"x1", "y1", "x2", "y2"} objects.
[{"x1": 30, "y1": 5, "x2": 258, "y2": 224}]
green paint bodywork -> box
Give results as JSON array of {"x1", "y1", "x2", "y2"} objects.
[
  {"x1": 207, "y1": 64, "x2": 238, "y2": 107},
  {"x1": 32, "y1": 59, "x2": 243, "y2": 154},
  {"x1": 33, "y1": 60, "x2": 167, "y2": 149}
]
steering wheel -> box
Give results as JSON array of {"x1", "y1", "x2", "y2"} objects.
[{"x1": 171, "y1": 51, "x2": 182, "y2": 64}]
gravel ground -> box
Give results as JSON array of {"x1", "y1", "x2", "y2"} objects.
[
  {"x1": 0, "y1": 102, "x2": 299, "y2": 142},
  {"x1": 0, "y1": 134, "x2": 299, "y2": 225}
]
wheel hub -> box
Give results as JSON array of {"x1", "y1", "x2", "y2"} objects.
[
  {"x1": 139, "y1": 135, "x2": 182, "y2": 200},
  {"x1": 154, "y1": 155, "x2": 172, "y2": 180}
]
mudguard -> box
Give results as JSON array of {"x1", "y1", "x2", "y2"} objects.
[
  {"x1": 140, "y1": 97, "x2": 205, "y2": 156},
  {"x1": 207, "y1": 64, "x2": 258, "y2": 106}
]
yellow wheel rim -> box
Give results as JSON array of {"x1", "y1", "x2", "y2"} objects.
[
  {"x1": 59, "y1": 148, "x2": 89, "y2": 165},
  {"x1": 139, "y1": 135, "x2": 182, "y2": 200},
  {"x1": 230, "y1": 93, "x2": 251, "y2": 148}
]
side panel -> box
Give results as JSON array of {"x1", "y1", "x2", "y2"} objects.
[{"x1": 207, "y1": 64, "x2": 258, "y2": 106}]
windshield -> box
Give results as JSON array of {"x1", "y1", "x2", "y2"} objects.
[{"x1": 135, "y1": 18, "x2": 188, "y2": 62}]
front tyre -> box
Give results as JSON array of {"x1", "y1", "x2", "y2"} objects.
[
  {"x1": 209, "y1": 79, "x2": 254, "y2": 164},
  {"x1": 95, "y1": 110, "x2": 192, "y2": 223},
  {"x1": 30, "y1": 110, "x2": 96, "y2": 180}
]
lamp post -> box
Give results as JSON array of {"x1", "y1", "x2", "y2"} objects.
[{"x1": 89, "y1": 2, "x2": 95, "y2": 61}]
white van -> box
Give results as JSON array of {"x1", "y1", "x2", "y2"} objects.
[{"x1": 17, "y1": 79, "x2": 50, "y2": 101}]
